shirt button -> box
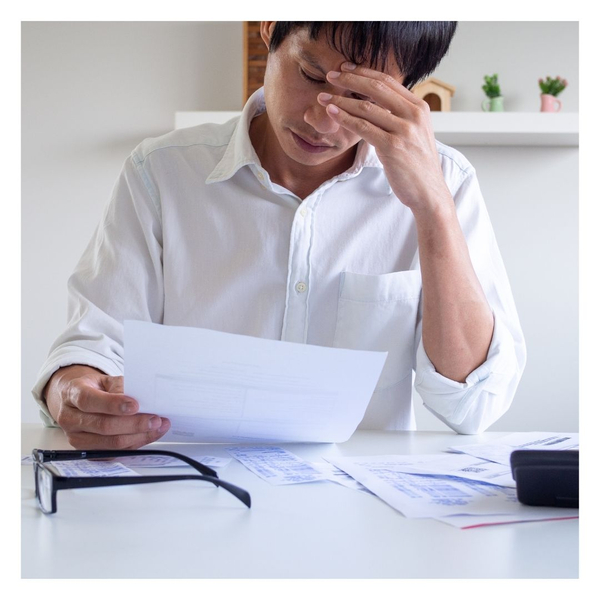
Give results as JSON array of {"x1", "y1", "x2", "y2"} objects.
[
  {"x1": 299, "y1": 207, "x2": 308, "y2": 217},
  {"x1": 257, "y1": 172, "x2": 265, "y2": 181},
  {"x1": 295, "y1": 282, "x2": 307, "y2": 293}
]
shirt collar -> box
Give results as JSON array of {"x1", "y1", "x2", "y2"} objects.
[
  {"x1": 206, "y1": 88, "x2": 267, "y2": 184},
  {"x1": 206, "y1": 87, "x2": 389, "y2": 193}
]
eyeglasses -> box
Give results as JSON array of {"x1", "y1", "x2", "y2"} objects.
[{"x1": 31, "y1": 448, "x2": 251, "y2": 514}]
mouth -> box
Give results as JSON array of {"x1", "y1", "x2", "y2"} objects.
[{"x1": 291, "y1": 130, "x2": 334, "y2": 154}]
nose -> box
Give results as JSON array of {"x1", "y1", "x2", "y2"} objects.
[{"x1": 303, "y1": 101, "x2": 340, "y2": 135}]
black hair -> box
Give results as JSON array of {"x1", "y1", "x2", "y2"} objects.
[{"x1": 269, "y1": 22, "x2": 457, "y2": 90}]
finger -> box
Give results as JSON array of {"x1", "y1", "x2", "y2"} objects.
[
  {"x1": 73, "y1": 409, "x2": 170, "y2": 437},
  {"x1": 327, "y1": 65, "x2": 419, "y2": 116},
  {"x1": 65, "y1": 379, "x2": 139, "y2": 416},
  {"x1": 102, "y1": 375, "x2": 124, "y2": 394},
  {"x1": 66, "y1": 422, "x2": 171, "y2": 451},
  {"x1": 340, "y1": 62, "x2": 421, "y2": 105},
  {"x1": 317, "y1": 93, "x2": 398, "y2": 133},
  {"x1": 55, "y1": 402, "x2": 166, "y2": 436},
  {"x1": 322, "y1": 102, "x2": 389, "y2": 148}
]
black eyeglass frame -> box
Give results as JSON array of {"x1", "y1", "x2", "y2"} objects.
[{"x1": 32, "y1": 448, "x2": 251, "y2": 513}]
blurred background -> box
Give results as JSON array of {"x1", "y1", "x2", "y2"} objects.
[{"x1": 21, "y1": 21, "x2": 579, "y2": 431}]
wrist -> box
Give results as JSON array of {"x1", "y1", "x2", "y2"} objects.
[{"x1": 411, "y1": 193, "x2": 456, "y2": 229}]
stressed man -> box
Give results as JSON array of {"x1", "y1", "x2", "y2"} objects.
[{"x1": 34, "y1": 22, "x2": 526, "y2": 449}]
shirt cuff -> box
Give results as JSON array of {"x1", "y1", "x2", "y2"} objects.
[
  {"x1": 31, "y1": 350, "x2": 124, "y2": 427},
  {"x1": 414, "y1": 312, "x2": 519, "y2": 434}
]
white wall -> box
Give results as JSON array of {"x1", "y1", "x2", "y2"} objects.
[
  {"x1": 22, "y1": 21, "x2": 243, "y2": 422},
  {"x1": 21, "y1": 21, "x2": 578, "y2": 432},
  {"x1": 416, "y1": 21, "x2": 579, "y2": 432}
]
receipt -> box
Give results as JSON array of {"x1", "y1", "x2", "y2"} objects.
[
  {"x1": 23, "y1": 455, "x2": 231, "y2": 469},
  {"x1": 227, "y1": 446, "x2": 327, "y2": 485},
  {"x1": 51, "y1": 460, "x2": 137, "y2": 478}
]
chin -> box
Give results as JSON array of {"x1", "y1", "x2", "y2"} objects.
[{"x1": 290, "y1": 146, "x2": 335, "y2": 162}]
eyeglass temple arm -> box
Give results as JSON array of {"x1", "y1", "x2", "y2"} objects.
[
  {"x1": 33, "y1": 449, "x2": 218, "y2": 478},
  {"x1": 53, "y1": 474, "x2": 251, "y2": 508}
]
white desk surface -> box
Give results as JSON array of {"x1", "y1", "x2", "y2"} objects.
[{"x1": 21, "y1": 424, "x2": 578, "y2": 579}]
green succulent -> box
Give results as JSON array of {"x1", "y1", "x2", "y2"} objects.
[
  {"x1": 482, "y1": 74, "x2": 501, "y2": 99},
  {"x1": 538, "y1": 76, "x2": 568, "y2": 97}
]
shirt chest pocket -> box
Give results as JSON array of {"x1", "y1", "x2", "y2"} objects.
[{"x1": 332, "y1": 270, "x2": 422, "y2": 390}]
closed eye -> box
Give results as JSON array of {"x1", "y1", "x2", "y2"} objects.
[
  {"x1": 300, "y1": 67, "x2": 325, "y2": 85},
  {"x1": 351, "y1": 93, "x2": 374, "y2": 103},
  {"x1": 300, "y1": 66, "x2": 375, "y2": 104}
]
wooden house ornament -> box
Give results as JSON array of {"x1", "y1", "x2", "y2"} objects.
[{"x1": 412, "y1": 77, "x2": 456, "y2": 111}]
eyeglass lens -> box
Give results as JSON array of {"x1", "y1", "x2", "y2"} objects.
[{"x1": 36, "y1": 465, "x2": 53, "y2": 514}]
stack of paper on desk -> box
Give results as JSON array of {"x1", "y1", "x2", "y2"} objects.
[
  {"x1": 326, "y1": 453, "x2": 578, "y2": 527},
  {"x1": 325, "y1": 432, "x2": 579, "y2": 528},
  {"x1": 224, "y1": 432, "x2": 578, "y2": 529},
  {"x1": 124, "y1": 321, "x2": 387, "y2": 444}
]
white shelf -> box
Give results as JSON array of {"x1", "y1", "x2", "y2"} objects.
[
  {"x1": 175, "y1": 111, "x2": 578, "y2": 147},
  {"x1": 430, "y1": 112, "x2": 578, "y2": 146}
]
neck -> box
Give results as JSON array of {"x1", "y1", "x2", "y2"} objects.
[{"x1": 249, "y1": 112, "x2": 356, "y2": 199}]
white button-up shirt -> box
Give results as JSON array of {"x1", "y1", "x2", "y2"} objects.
[{"x1": 32, "y1": 88, "x2": 526, "y2": 434}]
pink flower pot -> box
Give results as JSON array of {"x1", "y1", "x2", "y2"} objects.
[{"x1": 541, "y1": 94, "x2": 562, "y2": 112}]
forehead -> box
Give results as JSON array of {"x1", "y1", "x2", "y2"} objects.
[{"x1": 289, "y1": 26, "x2": 403, "y2": 79}]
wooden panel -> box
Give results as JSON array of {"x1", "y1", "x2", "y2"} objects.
[{"x1": 243, "y1": 21, "x2": 268, "y2": 102}]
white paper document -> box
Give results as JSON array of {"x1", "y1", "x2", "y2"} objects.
[
  {"x1": 22, "y1": 455, "x2": 230, "y2": 469},
  {"x1": 376, "y1": 453, "x2": 516, "y2": 488},
  {"x1": 227, "y1": 446, "x2": 328, "y2": 485},
  {"x1": 51, "y1": 460, "x2": 137, "y2": 478},
  {"x1": 435, "y1": 509, "x2": 579, "y2": 529},
  {"x1": 447, "y1": 432, "x2": 579, "y2": 466},
  {"x1": 311, "y1": 461, "x2": 373, "y2": 493},
  {"x1": 329, "y1": 455, "x2": 527, "y2": 519},
  {"x1": 124, "y1": 320, "x2": 387, "y2": 443}
]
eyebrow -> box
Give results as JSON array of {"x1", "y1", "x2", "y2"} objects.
[{"x1": 298, "y1": 50, "x2": 327, "y2": 75}]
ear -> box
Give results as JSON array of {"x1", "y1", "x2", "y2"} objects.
[{"x1": 259, "y1": 21, "x2": 277, "y2": 50}]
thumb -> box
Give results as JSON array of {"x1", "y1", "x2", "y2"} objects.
[{"x1": 102, "y1": 375, "x2": 125, "y2": 394}]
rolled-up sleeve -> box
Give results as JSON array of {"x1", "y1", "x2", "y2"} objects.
[
  {"x1": 413, "y1": 169, "x2": 526, "y2": 434},
  {"x1": 31, "y1": 151, "x2": 164, "y2": 425}
]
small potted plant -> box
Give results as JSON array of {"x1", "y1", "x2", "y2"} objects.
[
  {"x1": 538, "y1": 76, "x2": 568, "y2": 112},
  {"x1": 482, "y1": 74, "x2": 503, "y2": 112}
]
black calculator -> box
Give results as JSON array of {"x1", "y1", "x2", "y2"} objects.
[{"x1": 510, "y1": 450, "x2": 579, "y2": 508}]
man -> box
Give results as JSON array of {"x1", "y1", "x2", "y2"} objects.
[{"x1": 33, "y1": 22, "x2": 526, "y2": 450}]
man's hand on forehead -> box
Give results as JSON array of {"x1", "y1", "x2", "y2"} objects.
[
  {"x1": 317, "y1": 62, "x2": 422, "y2": 135},
  {"x1": 330, "y1": 62, "x2": 407, "y2": 104},
  {"x1": 316, "y1": 62, "x2": 451, "y2": 213}
]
